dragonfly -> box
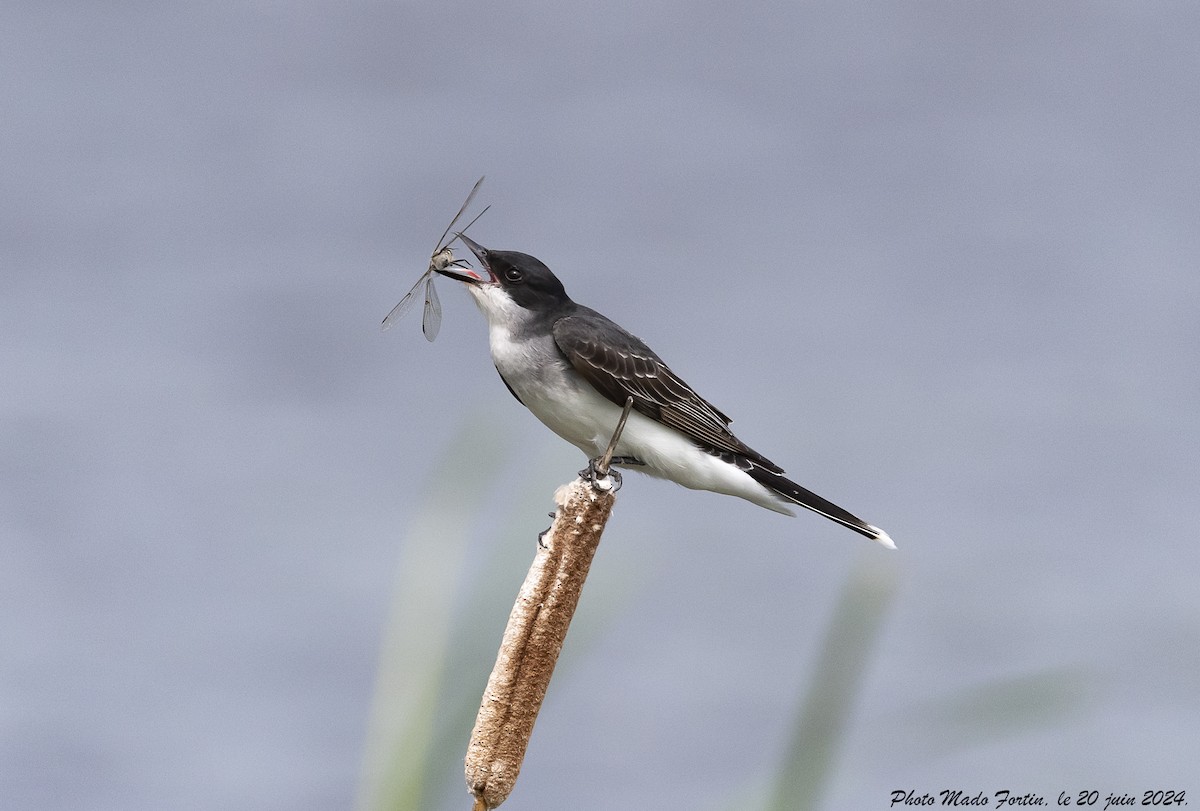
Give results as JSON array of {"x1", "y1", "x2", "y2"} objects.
[{"x1": 381, "y1": 176, "x2": 489, "y2": 341}]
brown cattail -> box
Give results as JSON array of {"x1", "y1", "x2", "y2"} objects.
[
  {"x1": 465, "y1": 399, "x2": 632, "y2": 809},
  {"x1": 464, "y1": 476, "x2": 617, "y2": 808}
]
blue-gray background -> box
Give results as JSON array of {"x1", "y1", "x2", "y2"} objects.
[{"x1": 3, "y1": 3, "x2": 1198, "y2": 810}]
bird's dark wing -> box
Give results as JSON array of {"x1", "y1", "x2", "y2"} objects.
[
  {"x1": 494, "y1": 364, "x2": 525, "y2": 406},
  {"x1": 552, "y1": 310, "x2": 782, "y2": 472}
]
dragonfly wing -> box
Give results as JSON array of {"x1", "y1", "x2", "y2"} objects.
[
  {"x1": 421, "y1": 275, "x2": 442, "y2": 342},
  {"x1": 433, "y1": 176, "x2": 485, "y2": 253},
  {"x1": 381, "y1": 271, "x2": 429, "y2": 331}
]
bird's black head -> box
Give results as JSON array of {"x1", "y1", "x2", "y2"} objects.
[{"x1": 437, "y1": 233, "x2": 570, "y2": 313}]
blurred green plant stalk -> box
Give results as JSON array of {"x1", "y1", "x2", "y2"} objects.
[{"x1": 355, "y1": 422, "x2": 512, "y2": 811}]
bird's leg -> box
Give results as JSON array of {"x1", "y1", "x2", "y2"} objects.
[{"x1": 579, "y1": 396, "x2": 637, "y2": 493}]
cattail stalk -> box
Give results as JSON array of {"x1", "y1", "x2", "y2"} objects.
[{"x1": 465, "y1": 399, "x2": 632, "y2": 809}]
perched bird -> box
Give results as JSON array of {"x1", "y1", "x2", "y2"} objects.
[{"x1": 436, "y1": 234, "x2": 894, "y2": 548}]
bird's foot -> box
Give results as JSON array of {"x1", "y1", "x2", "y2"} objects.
[
  {"x1": 579, "y1": 457, "x2": 625, "y2": 492},
  {"x1": 537, "y1": 511, "x2": 557, "y2": 548}
]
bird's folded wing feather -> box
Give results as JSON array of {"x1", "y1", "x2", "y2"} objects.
[{"x1": 552, "y1": 312, "x2": 782, "y2": 472}]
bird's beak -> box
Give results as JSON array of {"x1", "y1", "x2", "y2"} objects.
[{"x1": 436, "y1": 233, "x2": 497, "y2": 284}]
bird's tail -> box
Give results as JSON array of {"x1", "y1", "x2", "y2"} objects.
[{"x1": 746, "y1": 464, "x2": 895, "y2": 549}]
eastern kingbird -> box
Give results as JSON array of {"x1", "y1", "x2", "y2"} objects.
[{"x1": 436, "y1": 234, "x2": 895, "y2": 548}]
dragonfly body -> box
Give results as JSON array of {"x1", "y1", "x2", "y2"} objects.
[{"x1": 381, "y1": 178, "x2": 488, "y2": 340}]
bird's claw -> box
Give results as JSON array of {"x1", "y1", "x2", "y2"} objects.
[{"x1": 579, "y1": 458, "x2": 623, "y2": 492}]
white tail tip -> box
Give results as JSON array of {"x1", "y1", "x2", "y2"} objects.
[{"x1": 868, "y1": 525, "x2": 896, "y2": 550}]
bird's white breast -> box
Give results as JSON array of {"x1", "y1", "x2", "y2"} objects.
[{"x1": 488, "y1": 320, "x2": 618, "y2": 456}]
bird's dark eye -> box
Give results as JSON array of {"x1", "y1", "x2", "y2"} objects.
[{"x1": 504, "y1": 268, "x2": 524, "y2": 283}]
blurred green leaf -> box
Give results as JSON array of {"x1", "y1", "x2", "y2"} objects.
[
  {"x1": 355, "y1": 420, "x2": 511, "y2": 811},
  {"x1": 912, "y1": 667, "x2": 1092, "y2": 757},
  {"x1": 765, "y1": 557, "x2": 898, "y2": 811}
]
